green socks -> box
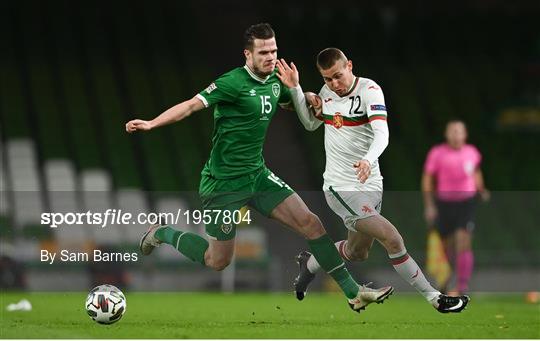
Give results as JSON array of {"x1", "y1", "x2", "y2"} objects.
[
  {"x1": 308, "y1": 234, "x2": 359, "y2": 299},
  {"x1": 154, "y1": 227, "x2": 358, "y2": 299},
  {"x1": 155, "y1": 226, "x2": 209, "y2": 265}
]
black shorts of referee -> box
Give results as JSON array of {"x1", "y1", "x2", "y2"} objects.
[{"x1": 435, "y1": 196, "x2": 477, "y2": 238}]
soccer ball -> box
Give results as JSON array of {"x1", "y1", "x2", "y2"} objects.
[{"x1": 85, "y1": 284, "x2": 126, "y2": 324}]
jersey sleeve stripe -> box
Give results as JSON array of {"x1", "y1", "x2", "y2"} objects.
[
  {"x1": 195, "y1": 94, "x2": 209, "y2": 108},
  {"x1": 368, "y1": 115, "x2": 387, "y2": 122}
]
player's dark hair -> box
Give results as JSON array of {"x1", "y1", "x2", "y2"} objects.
[
  {"x1": 244, "y1": 23, "x2": 275, "y2": 50},
  {"x1": 317, "y1": 48, "x2": 347, "y2": 70}
]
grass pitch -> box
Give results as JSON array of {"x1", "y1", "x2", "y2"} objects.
[{"x1": 1, "y1": 292, "x2": 538, "y2": 339}]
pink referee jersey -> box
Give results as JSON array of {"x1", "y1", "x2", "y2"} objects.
[{"x1": 424, "y1": 144, "x2": 482, "y2": 201}]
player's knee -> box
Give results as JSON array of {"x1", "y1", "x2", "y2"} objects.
[
  {"x1": 206, "y1": 255, "x2": 232, "y2": 271},
  {"x1": 455, "y1": 229, "x2": 471, "y2": 240},
  {"x1": 384, "y1": 234, "x2": 405, "y2": 254},
  {"x1": 208, "y1": 259, "x2": 231, "y2": 271},
  {"x1": 299, "y1": 212, "x2": 325, "y2": 239},
  {"x1": 455, "y1": 229, "x2": 471, "y2": 246},
  {"x1": 348, "y1": 248, "x2": 369, "y2": 261}
]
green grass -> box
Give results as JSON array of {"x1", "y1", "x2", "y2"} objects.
[{"x1": 1, "y1": 292, "x2": 539, "y2": 339}]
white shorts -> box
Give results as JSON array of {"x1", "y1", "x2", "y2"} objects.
[{"x1": 324, "y1": 186, "x2": 383, "y2": 232}]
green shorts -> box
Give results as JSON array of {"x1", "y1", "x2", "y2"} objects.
[{"x1": 199, "y1": 166, "x2": 295, "y2": 241}]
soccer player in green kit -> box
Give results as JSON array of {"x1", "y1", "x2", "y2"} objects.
[{"x1": 126, "y1": 23, "x2": 390, "y2": 312}]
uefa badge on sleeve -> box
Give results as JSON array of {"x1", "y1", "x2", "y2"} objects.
[{"x1": 333, "y1": 112, "x2": 343, "y2": 129}]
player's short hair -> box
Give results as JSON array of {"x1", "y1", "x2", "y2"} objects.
[
  {"x1": 317, "y1": 48, "x2": 348, "y2": 70},
  {"x1": 244, "y1": 23, "x2": 275, "y2": 51}
]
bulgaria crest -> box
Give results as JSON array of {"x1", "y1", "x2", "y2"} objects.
[
  {"x1": 272, "y1": 83, "x2": 280, "y2": 97},
  {"x1": 333, "y1": 112, "x2": 343, "y2": 129}
]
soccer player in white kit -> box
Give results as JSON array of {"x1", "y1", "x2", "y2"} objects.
[{"x1": 276, "y1": 48, "x2": 469, "y2": 313}]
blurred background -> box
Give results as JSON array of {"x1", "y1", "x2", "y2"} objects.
[{"x1": 0, "y1": 0, "x2": 538, "y2": 293}]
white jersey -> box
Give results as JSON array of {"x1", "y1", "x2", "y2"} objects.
[{"x1": 318, "y1": 77, "x2": 388, "y2": 191}]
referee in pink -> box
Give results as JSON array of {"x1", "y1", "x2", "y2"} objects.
[{"x1": 422, "y1": 120, "x2": 489, "y2": 295}]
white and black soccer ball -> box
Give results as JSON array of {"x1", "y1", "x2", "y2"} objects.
[{"x1": 85, "y1": 284, "x2": 126, "y2": 324}]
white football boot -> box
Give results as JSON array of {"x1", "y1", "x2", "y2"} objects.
[
  {"x1": 348, "y1": 283, "x2": 394, "y2": 313},
  {"x1": 139, "y1": 224, "x2": 164, "y2": 255}
]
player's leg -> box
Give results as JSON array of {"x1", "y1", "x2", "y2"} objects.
[
  {"x1": 295, "y1": 189, "x2": 390, "y2": 305},
  {"x1": 254, "y1": 169, "x2": 392, "y2": 311},
  {"x1": 455, "y1": 198, "x2": 476, "y2": 294},
  {"x1": 139, "y1": 172, "x2": 248, "y2": 271},
  {"x1": 139, "y1": 223, "x2": 237, "y2": 271},
  {"x1": 139, "y1": 223, "x2": 210, "y2": 266},
  {"x1": 300, "y1": 231, "x2": 374, "y2": 296},
  {"x1": 354, "y1": 214, "x2": 439, "y2": 300},
  {"x1": 442, "y1": 234, "x2": 456, "y2": 266},
  {"x1": 455, "y1": 228, "x2": 473, "y2": 294},
  {"x1": 306, "y1": 230, "x2": 375, "y2": 273},
  {"x1": 355, "y1": 215, "x2": 469, "y2": 312},
  {"x1": 251, "y1": 168, "x2": 360, "y2": 302},
  {"x1": 345, "y1": 230, "x2": 376, "y2": 261},
  {"x1": 436, "y1": 199, "x2": 458, "y2": 293},
  {"x1": 302, "y1": 189, "x2": 379, "y2": 274},
  {"x1": 269, "y1": 193, "x2": 361, "y2": 300},
  {"x1": 204, "y1": 239, "x2": 235, "y2": 271},
  {"x1": 298, "y1": 230, "x2": 389, "y2": 308},
  {"x1": 449, "y1": 199, "x2": 474, "y2": 294},
  {"x1": 440, "y1": 233, "x2": 455, "y2": 293}
]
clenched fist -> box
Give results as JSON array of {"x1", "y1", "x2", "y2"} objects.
[{"x1": 125, "y1": 119, "x2": 153, "y2": 133}]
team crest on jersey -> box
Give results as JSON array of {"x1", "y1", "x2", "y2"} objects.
[
  {"x1": 205, "y1": 82, "x2": 217, "y2": 94},
  {"x1": 221, "y1": 223, "x2": 233, "y2": 235},
  {"x1": 272, "y1": 83, "x2": 280, "y2": 97},
  {"x1": 333, "y1": 112, "x2": 343, "y2": 129}
]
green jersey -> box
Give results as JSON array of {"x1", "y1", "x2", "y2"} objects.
[{"x1": 197, "y1": 65, "x2": 291, "y2": 179}]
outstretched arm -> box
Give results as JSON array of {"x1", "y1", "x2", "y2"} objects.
[
  {"x1": 125, "y1": 96, "x2": 205, "y2": 133},
  {"x1": 276, "y1": 59, "x2": 323, "y2": 131}
]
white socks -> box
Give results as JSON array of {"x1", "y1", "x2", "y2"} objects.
[
  {"x1": 306, "y1": 241, "x2": 440, "y2": 303},
  {"x1": 389, "y1": 249, "x2": 440, "y2": 302}
]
